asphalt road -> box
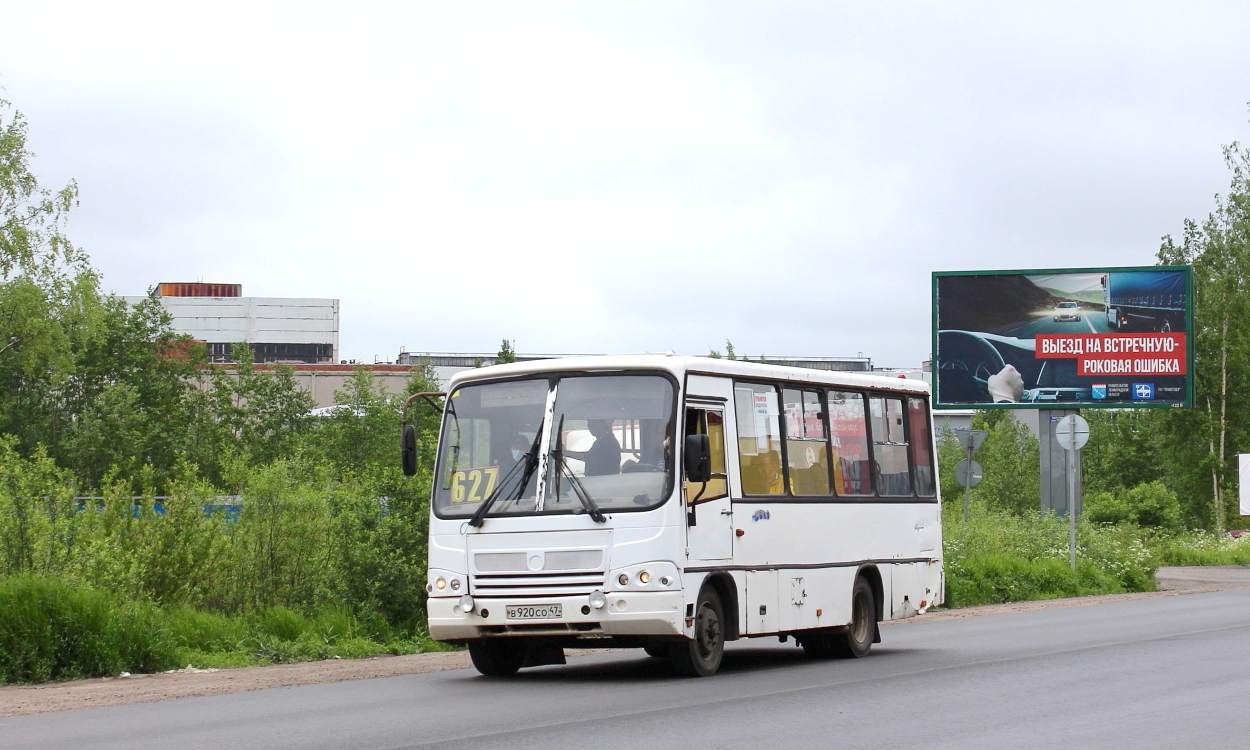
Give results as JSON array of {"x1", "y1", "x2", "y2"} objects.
[
  {"x1": 4, "y1": 589, "x2": 1250, "y2": 750},
  {"x1": 994, "y1": 310, "x2": 1113, "y2": 337}
]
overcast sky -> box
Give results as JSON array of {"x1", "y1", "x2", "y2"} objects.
[{"x1": 2, "y1": 2, "x2": 1247, "y2": 366}]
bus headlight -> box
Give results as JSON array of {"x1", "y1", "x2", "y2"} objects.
[
  {"x1": 589, "y1": 590, "x2": 607, "y2": 609},
  {"x1": 435, "y1": 577, "x2": 447, "y2": 590},
  {"x1": 659, "y1": 576, "x2": 672, "y2": 587},
  {"x1": 618, "y1": 573, "x2": 630, "y2": 586},
  {"x1": 450, "y1": 579, "x2": 460, "y2": 590},
  {"x1": 638, "y1": 571, "x2": 651, "y2": 585},
  {"x1": 459, "y1": 594, "x2": 475, "y2": 613}
]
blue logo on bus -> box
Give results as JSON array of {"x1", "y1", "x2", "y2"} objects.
[
  {"x1": 1132, "y1": 383, "x2": 1155, "y2": 400},
  {"x1": 752, "y1": 509, "x2": 771, "y2": 522}
]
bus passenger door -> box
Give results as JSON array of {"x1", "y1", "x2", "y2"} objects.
[{"x1": 685, "y1": 406, "x2": 733, "y2": 560}]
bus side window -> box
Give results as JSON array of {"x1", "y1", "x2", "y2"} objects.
[
  {"x1": 908, "y1": 397, "x2": 936, "y2": 497},
  {"x1": 827, "y1": 390, "x2": 872, "y2": 496},
  {"x1": 734, "y1": 383, "x2": 784, "y2": 496},
  {"x1": 869, "y1": 395, "x2": 911, "y2": 496},
  {"x1": 684, "y1": 408, "x2": 728, "y2": 504},
  {"x1": 783, "y1": 388, "x2": 831, "y2": 496}
]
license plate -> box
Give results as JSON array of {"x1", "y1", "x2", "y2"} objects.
[{"x1": 505, "y1": 604, "x2": 562, "y2": 620}]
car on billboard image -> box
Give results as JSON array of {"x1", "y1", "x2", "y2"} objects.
[
  {"x1": 1052, "y1": 301, "x2": 1082, "y2": 322},
  {"x1": 932, "y1": 267, "x2": 1192, "y2": 409}
]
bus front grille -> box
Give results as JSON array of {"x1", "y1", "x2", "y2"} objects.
[{"x1": 471, "y1": 571, "x2": 605, "y2": 598}]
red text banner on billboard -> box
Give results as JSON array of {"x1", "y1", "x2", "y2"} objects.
[{"x1": 931, "y1": 266, "x2": 1193, "y2": 409}]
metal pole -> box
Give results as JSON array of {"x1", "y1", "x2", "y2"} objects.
[
  {"x1": 963, "y1": 444, "x2": 973, "y2": 522},
  {"x1": 1068, "y1": 445, "x2": 1077, "y2": 571}
]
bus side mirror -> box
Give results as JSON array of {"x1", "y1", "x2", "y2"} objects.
[
  {"x1": 401, "y1": 424, "x2": 418, "y2": 476},
  {"x1": 684, "y1": 434, "x2": 711, "y2": 483}
]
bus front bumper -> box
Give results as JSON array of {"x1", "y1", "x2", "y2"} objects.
[{"x1": 428, "y1": 590, "x2": 686, "y2": 641}]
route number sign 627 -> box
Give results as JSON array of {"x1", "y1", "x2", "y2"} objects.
[{"x1": 449, "y1": 467, "x2": 500, "y2": 504}]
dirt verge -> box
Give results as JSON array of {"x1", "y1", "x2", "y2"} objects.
[{"x1": 3, "y1": 565, "x2": 1247, "y2": 718}]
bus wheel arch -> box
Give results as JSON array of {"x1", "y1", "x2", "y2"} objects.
[
  {"x1": 670, "y1": 584, "x2": 727, "y2": 676},
  {"x1": 855, "y1": 564, "x2": 885, "y2": 639},
  {"x1": 699, "y1": 572, "x2": 740, "y2": 641}
]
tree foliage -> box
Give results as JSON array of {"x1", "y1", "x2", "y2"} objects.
[
  {"x1": 1156, "y1": 140, "x2": 1250, "y2": 530},
  {"x1": 496, "y1": 338, "x2": 516, "y2": 364},
  {"x1": 0, "y1": 100, "x2": 446, "y2": 629}
]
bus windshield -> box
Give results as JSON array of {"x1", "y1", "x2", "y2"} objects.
[{"x1": 433, "y1": 374, "x2": 675, "y2": 519}]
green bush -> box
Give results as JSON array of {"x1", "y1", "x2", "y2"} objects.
[
  {"x1": 942, "y1": 503, "x2": 1158, "y2": 605},
  {"x1": 1084, "y1": 490, "x2": 1133, "y2": 525},
  {"x1": 1126, "y1": 481, "x2": 1182, "y2": 531},
  {"x1": 0, "y1": 575, "x2": 179, "y2": 683},
  {"x1": 947, "y1": 554, "x2": 1125, "y2": 607},
  {"x1": 0, "y1": 575, "x2": 443, "y2": 683},
  {"x1": 1084, "y1": 481, "x2": 1183, "y2": 532}
]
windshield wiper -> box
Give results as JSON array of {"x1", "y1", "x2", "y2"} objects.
[
  {"x1": 468, "y1": 430, "x2": 542, "y2": 528},
  {"x1": 558, "y1": 456, "x2": 606, "y2": 523},
  {"x1": 550, "y1": 415, "x2": 605, "y2": 523}
]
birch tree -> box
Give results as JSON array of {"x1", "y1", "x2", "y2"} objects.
[{"x1": 1157, "y1": 141, "x2": 1250, "y2": 531}]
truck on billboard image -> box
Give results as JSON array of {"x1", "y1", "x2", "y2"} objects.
[
  {"x1": 1104, "y1": 270, "x2": 1186, "y2": 333},
  {"x1": 933, "y1": 267, "x2": 1192, "y2": 409}
]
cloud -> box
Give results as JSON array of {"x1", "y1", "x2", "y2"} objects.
[{"x1": 1, "y1": 2, "x2": 1247, "y2": 366}]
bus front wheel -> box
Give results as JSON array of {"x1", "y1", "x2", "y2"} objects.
[
  {"x1": 670, "y1": 588, "x2": 725, "y2": 677},
  {"x1": 468, "y1": 639, "x2": 528, "y2": 676},
  {"x1": 832, "y1": 577, "x2": 876, "y2": 658}
]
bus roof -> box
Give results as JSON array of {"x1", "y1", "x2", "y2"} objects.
[{"x1": 445, "y1": 354, "x2": 931, "y2": 396}]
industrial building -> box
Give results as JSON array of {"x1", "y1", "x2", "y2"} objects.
[{"x1": 126, "y1": 282, "x2": 339, "y2": 364}]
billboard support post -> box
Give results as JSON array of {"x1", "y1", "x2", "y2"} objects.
[{"x1": 1039, "y1": 409, "x2": 1081, "y2": 517}]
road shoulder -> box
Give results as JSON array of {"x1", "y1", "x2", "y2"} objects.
[{"x1": 4, "y1": 565, "x2": 1248, "y2": 718}]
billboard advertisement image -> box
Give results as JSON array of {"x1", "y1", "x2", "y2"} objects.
[{"x1": 932, "y1": 266, "x2": 1193, "y2": 409}]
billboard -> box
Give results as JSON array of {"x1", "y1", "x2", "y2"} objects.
[{"x1": 932, "y1": 266, "x2": 1193, "y2": 409}]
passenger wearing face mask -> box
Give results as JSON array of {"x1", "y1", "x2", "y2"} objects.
[{"x1": 507, "y1": 436, "x2": 530, "y2": 469}]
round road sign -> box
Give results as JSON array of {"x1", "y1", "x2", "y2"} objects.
[
  {"x1": 955, "y1": 459, "x2": 983, "y2": 487},
  {"x1": 1055, "y1": 414, "x2": 1090, "y2": 451}
]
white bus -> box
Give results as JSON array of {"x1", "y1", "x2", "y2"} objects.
[{"x1": 405, "y1": 355, "x2": 943, "y2": 677}]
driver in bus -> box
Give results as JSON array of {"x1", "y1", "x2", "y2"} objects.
[{"x1": 566, "y1": 419, "x2": 621, "y2": 476}]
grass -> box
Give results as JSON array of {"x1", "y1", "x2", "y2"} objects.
[
  {"x1": 942, "y1": 503, "x2": 1158, "y2": 607},
  {"x1": 0, "y1": 575, "x2": 444, "y2": 684},
  {"x1": 948, "y1": 554, "x2": 1131, "y2": 607},
  {"x1": 1152, "y1": 531, "x2": 1250, "y2": 566}
]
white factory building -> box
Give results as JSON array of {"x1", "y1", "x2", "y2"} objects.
[{"x1": 125, "y1": 282, "x2": 339, "y2": 364}]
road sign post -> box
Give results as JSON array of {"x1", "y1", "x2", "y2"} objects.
[
  {"x1": 954, "y1": 429, "x2": 988, "y2": 522},
  {"x1": 1055, "y1": 414, "x2": 1090, "y2": 571}
]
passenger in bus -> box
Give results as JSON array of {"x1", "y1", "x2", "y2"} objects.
[
  {"x1": 506, "y1": 435, "x2": 530, "y2": 470},
  {"x1": 566, "y1": 420, "x2": 621, "y2": 476},
  {"x1": 760, "y1": 451, "x2": 784, "y2": 495}
]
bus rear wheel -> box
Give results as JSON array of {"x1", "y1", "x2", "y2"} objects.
[
  {"x1": 670, "y1": 588, "x2": 725, "y2": 677},
  {"x1": 831, "y1": 577, "x2": 876, "y2": 658},
  {"x1": 468, "y1": 639, "x2": 528, "y2": 676}
]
